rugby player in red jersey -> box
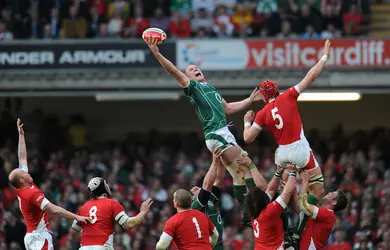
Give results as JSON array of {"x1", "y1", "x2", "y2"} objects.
[
  {"x1": 237, "y1": 156, "x2": 296, "y2": 250},
  {"x1": 156, "y1": 189, "x2": 219, "y2": 250},
  {"x1": 70, "y1": 177, "x2": 153, "y2": 249},
  {"x1": 243, "y1": 40, "x2": 331, "y2": 244},
  {"x1": 8, "y1": 119, "x2": 90, "y2": 250},
  {"x1": 299, "y1": 171, "x2": 348, "y2": 250}
]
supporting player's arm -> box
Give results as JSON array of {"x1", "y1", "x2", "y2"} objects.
[
  {"x1": 278, "y1": 164, "x2": 297, "y2": 206},
  {"x1": 118, "y1": 198, "x2": 153, "y2": 231},
  {"x1": 156, "y1": 232, "x2": 173, "y2": 250},
  {"x1": 145, "y1": 39, "x2": 189, "y2": 87},
  {"x1": 298, "y1": 171, "x2": 317, "y2": 217},
  {"x1": 45, "y1": 203, "x2": 90, "y2": 223},
  {"x1": 222, "y1": 88, "x2": 261, "y2": 115},
  {"x1": 236, "y1": 157, "x2": 267, "y2": 190},
  {"x1": 243, "y1": 110, "x2": 262, "y2": 143},
  {"x1": 210, "y1": 226, "x2": 219, "y2": 246},
  {"x1": 296, "y1": 40, "x2": 330, "y2": 93},
  {"x1": 265, "y1": 167, "x2": 284, "y2": 199},
  {"x1": 17, "y1": 119, "x2": 28, "y2": 172}
]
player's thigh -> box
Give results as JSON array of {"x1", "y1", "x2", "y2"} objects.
[
  {"x1": 205, "y1": 127, "x2": 238, "y2": 154},
  {"x1": 221, "y1": 145, "x2": 243, "y2": 165},
  {"x1": 24, "y1": 233, "x2": 53, "y2": 250},
  {"x1": 79, "y1": 246, "x2": 113, "y2": 250},
  {"x1": 274, "y1": 146, "x2": 289, "y2": 168}
]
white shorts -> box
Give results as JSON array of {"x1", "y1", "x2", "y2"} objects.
[
  {"x1": 275, "y1": 139, "x2": 319, "y2": 170},
  {"x1": 24, "y1": 231, "x2": 53, "y2": 250},
  {"x1": 80, "y1": 246, "x2": 114, "y2": 250},
  {"x1": 205, "y1": 126, "x2": 238, "y2": 153}
]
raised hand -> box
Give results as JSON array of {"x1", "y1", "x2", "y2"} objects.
[
  {"x1": 250, "y1": 87, "x2": 262, "y2": 102},
  {"x1": 244, "y1": 110, "x2": 255, "y2": 123},
  {"x1": 212, "y1": 148, "x2": 223, "y2": 163},
  {"x1": 17, "y1": 118, "x2": 24, "y2": 135},
  {"x1": 323, "y1": 39, "x2": 331, "y2": 56},
  {"x1": 76, "y1": 215, "x2": 91, "y2": 224},
  {"x1": 140, "y1": 198, "x2": 153, "y2": 213},
  {"x1": 145, "y1": 38, "x2": 160, "y2": 56}
]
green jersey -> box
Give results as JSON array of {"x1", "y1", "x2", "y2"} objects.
[
  {"x1": 192, "y1": 190, "x2": 223, "y2": 250},
  {"x1": 183, "y1": 80, "x2": 227, "y2": 136}
]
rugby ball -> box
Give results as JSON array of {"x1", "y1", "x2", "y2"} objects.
[{"x1": 142, "y1": 28, "x2": 167, "y2": 44}]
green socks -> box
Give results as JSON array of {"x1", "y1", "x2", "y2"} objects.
[{"x1": 233, "y1": 184, "x2": 251, "y2": 227}]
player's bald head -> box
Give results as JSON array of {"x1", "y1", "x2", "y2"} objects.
[
  {"x1": 8, "y1": 169, "x2": 26, "y2": 188},
  {"x1": 173, "y1": 189, "x2": 192, "y2": 209},
  {"x1": 185, "y1": 65, "x2": 206, "y2": 82}
]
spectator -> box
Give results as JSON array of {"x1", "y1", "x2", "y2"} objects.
[
  {"x1": 169, "y1": 12, "x2": 191, "y2": 38},
  {"x1": 149, "y1": 8, "x2": 170, "y2": 32},
  {"x1": 42, "y1": 23, "x2": 53, "y2": 40},
  {"x1": 108, "y1": 0, "x2": 129, "y2": 18},
  {"x1": 170, "y1": 0, "x2": 192, "y2": 16},
  {"x1": 301, "y1": 0, "x2": 321, "y2": 10},
  {"x1": 91, "y1": 0, "x2": 108, "y2": 17},
  {"x1": 213, "y1": 7, "x2": 234, "y2": 38},
  {"x1": 256, "y1": 0, "x2": 278, "y2": 15},
  {"x1": 27, "y1": 8, "x2": 42, "y2": 39},
  {"x1": 321, "y1": 23, "x2": 341, "y2": 39},
  {"x1": 232, "y1": 5, "x2": 253, "y2": 35},
  {"x1": 87, "y1": 6, "x2": 106, "y2": 38},
  {"x1": 215, "y1": 0, "x2": 237, "y2": 9},
  {"x1": 62, "y1": 5, "x2": 87, "y2": 38},
  {"x1": 301, "y1": 24, "x2": 319, "y2": 38},
  {"x1": 107, "y1": 8, "x2": 122, "y2": 37},
  {"x1": 328, "y1": 229, "x2": 352, "y2": 250},
  {"x1": 0, "y1": 21, "x2": 13, "y2": 41},
  {"x1": 343, "y1": 4, "x2": 364, "y2": 36},
  {"x1": 297, "y1": 4, "x2": 323, "y2": 34},
  {"x1": 276, "y1": 20, "x2": 297, "y2": 38},
  {"x1": 191, "y1": 8, "x2": 213, "y2": 36},
  {"x1": 192, "y1": 0, "x2": 215, "y2": 14},
  {"x1": 128, "y1": 6, "x2": 149, "y2": 38},
  {"x1": 49, "y1": 8, "x2": 60, "y2": 38},
  {"x1": 321, "y1": 0, "x2": 342, "y2": 28}
]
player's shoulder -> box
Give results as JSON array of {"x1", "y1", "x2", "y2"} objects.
[{"x1": 20, "y1": 184, "x2": 41, "y2": 197}]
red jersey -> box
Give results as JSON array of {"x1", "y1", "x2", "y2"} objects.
[
  {"x1": 252, "y1": 197, "x2": 286, "y2": 250},
  {"x1": 254, "y1": 86, "x2": 303, "y2": 145},
  {"x1": 163, "y1": 209, "x2": 215, "y2": 250},
  {"x1": 300, "y1": 207, "x2": 336, "y2": 250},
  {"x1": 15, "y1": 183, "x2": 50, "y2": 233},
  {"x1": 73, "y1": 197, "x2": 124, "y2": 247}
]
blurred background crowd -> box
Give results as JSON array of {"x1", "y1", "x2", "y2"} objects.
[
  {"x1": 0, "y1": 98, "x2": 389, "y2": 250},
  {"x1": 0, "y1": 0, "x2": 374, "y2": 41}
]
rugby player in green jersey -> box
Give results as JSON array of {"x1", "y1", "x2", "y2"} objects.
[
  {"x1": 190, "y1": 149, "x2": 225, "y2": 250},
  {"x1": 146, "y1": 38, "x2": 263, "y2": 227}
]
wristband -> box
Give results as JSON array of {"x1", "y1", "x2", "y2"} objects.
[
  {"x1": 321, "y1": 55, "x2": 328, "y2": 62},
  {"x1": 289, "y1": 171, "x2": 297, "y2": 177},
  {"x1": 244, "y1": 122, "x2": 251, "y2": 127},
  {"x1": 248, "y1": 164, "x2": 255, "y2": 170},
  {"x1": 274, "y1": 171, "x2": 282, "y2": 178}
]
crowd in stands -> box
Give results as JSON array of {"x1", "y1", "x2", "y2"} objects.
[
  {"x1": 0, "y1": 99, "x2": 389, "y2": 250},
  {"x1": 0, "y1": 0, "x2": 373, "y2": 41}
]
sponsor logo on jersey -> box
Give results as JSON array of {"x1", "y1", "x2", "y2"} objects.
[{"x1": 36, "y1": 195, "x2": 43, "y2": 203}]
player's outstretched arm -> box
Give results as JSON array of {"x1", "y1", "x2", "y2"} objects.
[
  {"x1": 296, "y1": 40, "x2": 330, "y2": 93},
  {"x1": 17, "y1": 119, "x2": 28, "y2": 171},
  {"x1": 222, "y1": 88, "x2": 261, "y2": 115},
  {"x1": 278, "y1": 164, "x2": 297, "y2": 206},
  {"x1": 243, "y1": 110, "x2": 261, "y2": 143},
  {"x1": 298, "y1": 171, "x2": 317, "y2": 217},
  {"x1": 123, "y1": 198, "x2": 153, "y2": 231},
  {"x1": 265, "y1": 167, "x2": 283, "y2": 199},
  {"x1": 236, "y1": 156, "x2": 267, "y2": 190},
  {"x1": 213, "y1": 157, "x2": 225, "y2": 189},
  {"x1": 45, "y1": 203, "x2": 90, "y2": 223},
  {"x1": 202, "y1": 149, "x2": 223, "y2": 192},
  {"x1": 145, "y1": 38, "x2": 189, "y2": 87}
]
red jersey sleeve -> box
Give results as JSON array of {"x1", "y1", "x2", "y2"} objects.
[
  {"x1": 163, "y1": 217, "x2": 176, "y2": 238},
  {"x1": 313, "y1": 207, "x2": 336, "y2": 223},
  {"x1": 30, "y1": 190, "x2": 50, "y2": 211},
  {"x1": 253, "y1": 109, "x2": 266, "y2": 129},
  {"x1": 111, "y1": 200, "x2": 125, "y2": 218},
  {"x1": 262, "y1": 197, "x2": 286, "y2": 218},
  {"x1": 286, "y1": 85, "x2": 301, "y2": 100}
]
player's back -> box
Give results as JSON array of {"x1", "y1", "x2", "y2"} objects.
[
  {"x1": 15, "y1": 184, "x2": 49, "y2": 233},
  {"x1": 166, "y1": 209, "x2": 214, "y2": 250},
  {"x1": 252, "y1": 199, "x2": 285, "y2": 250},
  {"x1": 258, "y1": 86, "x2": 303, "y2": 146},
  {"x1": 77, "y1": 198, "x2": 119, "y2": 247}
]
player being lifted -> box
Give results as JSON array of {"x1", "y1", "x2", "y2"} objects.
[
  {"x1": 8, "y1": 119, "x2": 90, "y2": 250},
  {"x1": 243, "y1": 40, "x2": 331, "y2": 244},
  {"x1": 145, "y1": 38, "x2": 263, "y2": 227},
  {"x1": 156, "y1": 189, "x2": 219, "y2": 250},
  {"x1": 70, "y1": 177, "x2": 153, "y2": 249},
  {"x1": 190, "y1": 149, "x2": 225, "y2": 250},
  {"x1": 299, "y1": 171, "x2": 349, "y2": 250}
]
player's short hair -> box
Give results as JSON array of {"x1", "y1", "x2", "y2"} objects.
[
  {"x1": 245, "y1": 187, "x2": 270, "y2": 219},
  {"x1": 333, "y1": 190, "x2": 348, "y2": 212},
  {"x1": 174, "y1": 189, "x2": 192, "y2": 209},
  {"x1": 88, "y1": 177, "x2": 110, "y2": 199}
]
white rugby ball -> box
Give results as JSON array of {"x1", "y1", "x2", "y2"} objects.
[{"x1": 142, "y1": 28, "x2": 167, "y2": 44}]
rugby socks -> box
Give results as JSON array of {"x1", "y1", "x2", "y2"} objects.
[
  {"x1": 233, "y1": 185, "x2": 252, "y2": 227},
  {"x1": 293, "y1": 193, "x2": 319, "y2": 240}
]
